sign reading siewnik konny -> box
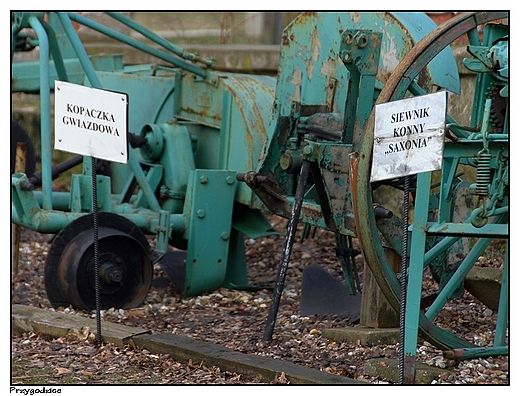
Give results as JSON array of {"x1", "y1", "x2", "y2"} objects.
[
  {"x1": 54, "y1": 81, "x2": 128, "y2": 163},
  {"x1": 370, "y1": 91, "x2": 447, "y2": 182}
]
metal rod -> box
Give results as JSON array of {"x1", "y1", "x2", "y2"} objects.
[
  {"x1": 263, "y1": 159, "x2": 311, "y2": 341},
  {"x1": 399, "y1": 175, "x2": 410, "y2": 384},
  {"x1": 444, "y1": 346, "x2": 508, "y2": 360},
  {"x1": 57, "y1": 12, "x2": 163, "y2": 212},
  {"x1": 105, "y1": 12, "x2": 213, "y2": 67},
  {"x1": 56, "y1": 13, "x2": 103, "y2": 89},
  {"x1": 127, "y1": 149, "x2": 162, "y2": 212},
  {"x1": 67, "y1": 12, "x2": 210, "y2": 80},
  {"x1": 425, "y1": 236, "x2": 493, "y2": 320},
  {"x1": 23, "y1": 155, "x2": 83, "y2": 190},
  {"x1": 11, "y1": 20, "x2": 22, "y2": 59},
  {"x1": 28, "y1": 16, "x2": 52, "y2": 211},
  {"x1": 92, "y1": 157, "x2": 102, "y2": 345}
]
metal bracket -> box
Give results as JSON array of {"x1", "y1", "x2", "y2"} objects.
[
  {"x1": 339, "y1": 29, "x2": 382, "y2": 146},
  {"x1": 182, "y1": 169, "x2": 238, "y2": 297}
]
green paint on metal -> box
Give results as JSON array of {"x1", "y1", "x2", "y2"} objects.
[
  {"x1": 183, "y1": 169, "x2": 237, "y2": 297},
  {"x1": 12, "y1": 11, "x2": 508, "y2": 349}
]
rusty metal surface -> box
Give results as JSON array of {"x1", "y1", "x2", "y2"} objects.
[
  {"x1": 352, "y1": 11, "x2": 508, "y2": 352},
  {"x1": 251, "y1": 12, "x2": 458, "y2": 235}
]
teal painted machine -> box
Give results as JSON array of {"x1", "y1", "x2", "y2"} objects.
[
  {"x1": 12, "y1": 12, "x2": 508, "y2": 381},
  {"x1": 12, "y1": 12, "x2": 279, "y2": 304}
]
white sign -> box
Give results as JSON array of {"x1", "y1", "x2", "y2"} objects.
[
  {"x1": 370, "y1": 91, "x2": 447, "y2": 182},
  {"x1": 54, "y1": 81, "x2": 128, "y2": 163}
]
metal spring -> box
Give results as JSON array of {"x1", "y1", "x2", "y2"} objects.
[{"x1": 476, "y1": 151, "x2": 492, "y2": 196}]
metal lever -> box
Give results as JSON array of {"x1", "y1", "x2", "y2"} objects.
[{"x1": 263, "y1": 158, "x2": 311, "y2": 341}]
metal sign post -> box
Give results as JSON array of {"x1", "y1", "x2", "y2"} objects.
[
  {"x1": 371, "y1": 91, "x2": 447, "y2": 383},
  {"x1": 55, "y1": 81, "x2": 129, "y2": 344}
]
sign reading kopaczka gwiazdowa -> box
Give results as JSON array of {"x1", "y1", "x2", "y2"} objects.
[{"x1": 54, "y1": 81, "x2": 128, "y2": 164}]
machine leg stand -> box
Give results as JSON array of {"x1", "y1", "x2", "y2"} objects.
[
  {"x1": 402, "y1": 172, "x2": 432, "y2": 383},
  {"x1": 263, "y1": 160, "x2": 311, "y2": 341}
]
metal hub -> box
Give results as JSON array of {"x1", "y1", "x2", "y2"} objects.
[{"x1": 45, "y1": 213, "x2": 153, "y2": 311}]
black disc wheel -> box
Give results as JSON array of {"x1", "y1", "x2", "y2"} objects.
[
  {"x1": 45, "y1": 213, "x2": 153, "y2": 310},
  {"x1": 353, "y1": 12, "x2": 508, "y2": 352}
]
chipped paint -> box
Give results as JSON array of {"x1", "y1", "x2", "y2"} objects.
[
  {"x1": 290, "y1": 69, "x2": 302, "y2": 103},
  {"x1": 349, "y1": 12, "x2": 362, "y2": 24},
  {"x1": 319, "y1": 58, "x2": 338, "y2": 78},
  {"x1": 307, "y1": 27, "x2": 322, "y2": 80}
]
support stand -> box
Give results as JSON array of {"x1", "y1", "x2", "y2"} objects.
[
  {"x1": 263, "y1": 158, "x2": 311, "y2": 341},
  {"x1": 92, "y1": 157, "x2": 102, "y2": 345},
  {"x1": 399, "y1": 176, "x2": 411, "y2": 383}
]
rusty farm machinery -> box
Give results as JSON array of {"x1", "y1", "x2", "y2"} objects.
[{"x1": 11, "y1": 12, "x2": 508, "y2": 382}]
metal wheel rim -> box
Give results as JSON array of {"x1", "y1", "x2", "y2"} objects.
[
  {"x1": 45, "y1": 213, "x2": 152, "y2": 310},
  {"x1": 354, "y1": 11, "x2": 508, "y2": 350},
  {"x1": 58, "y1": 229, "x2": 152, "y2": 310}
]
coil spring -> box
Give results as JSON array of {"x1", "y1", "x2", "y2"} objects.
[{"x1": 476, "y1": 151, "x2": 492, "y2": 196}]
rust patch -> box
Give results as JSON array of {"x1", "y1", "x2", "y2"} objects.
[
  {"x1": 290, "y1": 70, "x2": 302, "y2": 103},
  {"x1": 307, "y1": 27, "x2": 322, "y2": 80},
  {"x1": 301, "y1": 204, "x2": 323, "y2": 222},
  {"x1": 293, "y1": 12, "x2": 318, "y2": 25},
  {"x1": 224, "y1": 76, "x2": 274, "y2": 153},
  {"x1": 349, "y1": 12, "x2": 362, "y2": 24}
]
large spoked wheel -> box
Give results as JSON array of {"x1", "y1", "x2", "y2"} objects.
[
  {"x1": 45, "y1": 213, "x2": 153, "y2": 311},
  {"x1": 354, "y1": 12, "x2": 508, "y2": 351}
]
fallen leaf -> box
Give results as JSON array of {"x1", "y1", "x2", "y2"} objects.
[{"x1": 55, "y1": 367, "x2": 72, "y2": 375}]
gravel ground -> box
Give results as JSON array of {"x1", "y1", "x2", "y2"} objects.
[{"x1": 11, "y1": 216, "x2": 509, "y2": 386}]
